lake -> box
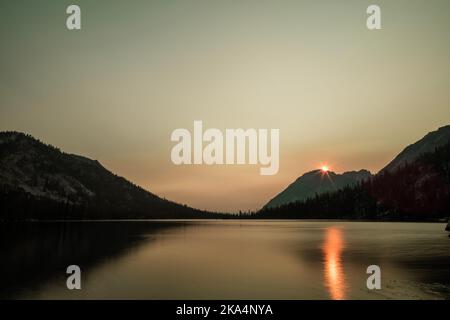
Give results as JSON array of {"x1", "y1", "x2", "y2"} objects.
[{"x1": 1, "y1": 220, "x2": 449, "y2": 300}]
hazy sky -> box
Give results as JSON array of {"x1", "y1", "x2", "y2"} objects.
[{"x1": 1, "y1": 0, "x2": 449, "y2": 212}]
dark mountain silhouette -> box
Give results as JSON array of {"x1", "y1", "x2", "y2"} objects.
[
  {"x1": 381, "y1": 125, "x2": 450, "y2": 173},
  {"x1": 0, "y1": 132, "x2": 221, "y2": 220},
  {"x1": 264, "y1": 169, "x2": 371, "y2": 209},
  {"x1": 257, "y1": 135, "x2": 450, "y2": 220}
]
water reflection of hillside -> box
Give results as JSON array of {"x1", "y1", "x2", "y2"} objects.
[{"x1": 0, "y1": 221, "x2": 184, "y2": 299}]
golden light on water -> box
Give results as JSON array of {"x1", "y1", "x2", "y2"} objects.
[{"x1": 323, "y1": 228, "x2": 347, "y2": 300}]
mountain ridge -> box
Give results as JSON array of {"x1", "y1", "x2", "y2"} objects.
[
  {"x1": 264, "y1": 168, "x2": 372, "y2": 209},
  {"x1": 0, "y1": 131, "x2": 220, "y2": 219},
  {"x1": 381, "y1": 125, "x2": 450, "y2": 173},
  {"x1": 257, "y1": 125, "x2": 450, "y2": 219},
  {"x1": 264, "y1": 125, "x2": 450, "y2": 211}
]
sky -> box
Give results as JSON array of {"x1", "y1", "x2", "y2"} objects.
[{"x1": 1, "y1": 0, "x2": 450, "y2": 212}]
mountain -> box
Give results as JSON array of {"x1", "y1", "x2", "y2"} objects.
[
  {"x1": 381, "y1": 125, "x2": 450, "y2": 173},
  {"x1": 257, "y1": 140, "x2": 450, "y2": 220},
  {"x1": 264, "y1": 169, "x2": 372, "y2": 209},
  {"x1": 0, "y1": 131, "x2": 219, "y2": 220}
]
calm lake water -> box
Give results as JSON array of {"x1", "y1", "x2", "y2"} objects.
[{"x1": 1, "y1": 220, "x2": 449, "y2": 300}]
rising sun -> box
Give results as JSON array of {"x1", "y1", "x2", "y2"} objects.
[{"x1": 321, "y1": 165, "x2": 330, "y2": 173}]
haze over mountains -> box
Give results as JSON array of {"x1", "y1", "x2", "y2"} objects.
[
  {"x1": 0, "y1": 125, "x2": 449, "y2": 220},
  {"x1": 263, "y1": 125, "x2": 450, "y2": 211},
  {"x1": 257, "y1": 139, "x2": 450, "y2": 220},
  {"x1": 0, "y1": 132, "x2": 219, "y2": 219}
]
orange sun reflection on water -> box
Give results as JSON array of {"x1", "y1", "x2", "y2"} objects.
[{"x1": 322, "y1": 228, "x2": 347, "y2": 300}]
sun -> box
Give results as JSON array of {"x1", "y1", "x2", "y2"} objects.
[{"x1": 321, "y1": 165, "x2": 330, "y2": 173}]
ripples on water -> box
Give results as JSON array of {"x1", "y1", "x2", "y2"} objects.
[{"x1": 0, "y1": 220, "x2": 449, "y2": 299}]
